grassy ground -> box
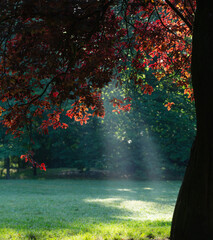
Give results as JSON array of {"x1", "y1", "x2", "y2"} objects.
[{"x1": 0, "y1": 179, "x2": 180, "y2": 240}]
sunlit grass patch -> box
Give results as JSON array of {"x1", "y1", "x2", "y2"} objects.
[
  {"x1": 0, "y1": 221, "x2": 171, "y2": 240},
  {"x1": 0, "y1": 179, "x2": 180, "y2": 239}
]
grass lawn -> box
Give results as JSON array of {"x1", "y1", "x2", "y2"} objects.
[{"x1": 0, "y1": 179, "x2": 181, "y2": 240}]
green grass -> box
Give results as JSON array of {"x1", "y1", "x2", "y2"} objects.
[{"x1": 0, "y1": 179, "x2": 181, "y2": 240}]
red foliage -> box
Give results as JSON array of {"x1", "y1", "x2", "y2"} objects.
[
  {"x1": 0, "y1": 0, "x2": 196, "y2": 169},
  {"x1": 165, "y1": 102, "x2": 175, "y2": 111},
  {"x1": 52, "y1": 92, "x2": 59, "y2": 98},
  {"x1": 111, "y1": 97, "x2": 132, "y2": 114},
  {"x1": 20, "y1": 152, "x2": 46, "y2": 171}
]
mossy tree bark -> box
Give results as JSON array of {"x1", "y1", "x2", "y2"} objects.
[{"x1": 171, "y1": 1, "x2": 213, "y2": 239}]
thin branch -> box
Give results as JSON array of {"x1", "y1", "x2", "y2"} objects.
[
  {"x1": 154, "y1": 3, "x2": 190, "y2": 45},
  {"x1": 15, "y1": 78, "x2": 55, "y2": 114},
  {"x1": 187, "y1": 0, "x2": 195, "y2": 14},
  {"x1": 165, "y1": 0, "x2": 192, "y2": 31},
  {"x1": 183, "y1": 4, "x2": 194, "y2": 24}
]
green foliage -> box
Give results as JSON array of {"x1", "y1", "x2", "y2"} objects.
[
  {"x1": 0, "y1": 69, "x2": 196, "y2": 179},
  {"x1": 0, "y1": 58, "x2": 196, "y2": 178},
  {"x1": 98, "y1": 70, "x2": 196, "y2": 178}
]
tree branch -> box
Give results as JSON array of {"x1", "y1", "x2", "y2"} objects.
[
  {"x1": 187, "y1": 0, "x2": 196, "y2": 14},
  {"x1": 165, "y1": 0, "x2": 192, "y2": 31},
  {"x1": 154, "y1": 3, "x2": 190, "y2": 45}
]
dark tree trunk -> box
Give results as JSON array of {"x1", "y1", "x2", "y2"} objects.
[
  {"x1": 28, "y1": 119, "x2": 37, "y2": 177},
  {"x1": 5, "y1": 157, "x2": 10, "y2": 180},
  {"x1": 17, "y1": 157, "x2": 20, "y2": 173},
  {"x1": 171, "y1": 1, "x2": 213, "y2": 239},
  {"x1": 33, "y1": 164, "x2": 37, "y2": 176}
]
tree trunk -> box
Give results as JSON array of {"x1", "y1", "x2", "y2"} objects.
[
  {"x1": 17, "y1": 157, "x2": 20, "y2": 173},
  {"x1": 171, "y1": 1, "x2": 213, "y2": 239},
  {"x1": 5, "y1": 157, "x2": 10, "y2": 180},
  {"x1": 33, "y1": 164, "x2": 37, "y2": 176}
]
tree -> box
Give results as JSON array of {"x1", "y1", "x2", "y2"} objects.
[
  {"x1": 0, "y1": 0, "x2": 212, "y2": 239},
  {"x1": 102, "y1": 76, "x2": 196, "y2": 179},
  {"x1": 0, "y1": 124, "x2": 29, "y2": 177},
  {"x1": 0, "y1": 0, "x2": 124, "y2": 169},
  {"x1": 170, "y1": 1, "x2": 213, "y2": 239}
]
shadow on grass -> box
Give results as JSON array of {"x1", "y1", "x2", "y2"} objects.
[{"x1": 0, "y1": 179, "x2": 177, "y2": 239}]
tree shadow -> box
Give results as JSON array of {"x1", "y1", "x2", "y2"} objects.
[{"x1": 0, "y1": 179, "x2": 178, "y2": 236}]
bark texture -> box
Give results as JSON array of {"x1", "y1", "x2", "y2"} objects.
[{"x1": 171, "y1": 1, "x2": 213, "y2": 239}]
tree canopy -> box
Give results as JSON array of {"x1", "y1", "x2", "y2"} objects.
[
  {"x1": 0, "y1": 0, "x2": 196, "y2": 169},
  {"x1": 3, "y1": 1, "x2": 213, "y2": 239}
]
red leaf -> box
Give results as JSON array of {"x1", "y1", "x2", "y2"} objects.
[
  {"x1": 165, "y1": 102, "x2": 175, "y2": 111},
  {"x1": 52, "y1": 92, "x2": 59, "y2": 98},
  {"x1": 40, "y1": 163, "x2": 46, "y2": 171},
  {"x1": 61, "y1": 123, "x2": 68, "y2": 129}
]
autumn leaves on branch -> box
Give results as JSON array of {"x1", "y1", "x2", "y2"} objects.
[{"x1": 0, "y1": 0, "x2": 196, "y2": 169}]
